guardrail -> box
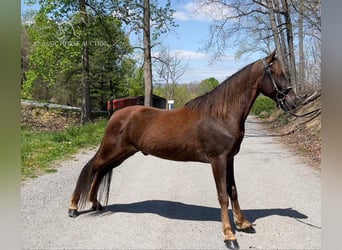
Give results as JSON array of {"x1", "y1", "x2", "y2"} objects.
[{"x1": 21, "y1": 99, "x2": 82, "y2": 111}]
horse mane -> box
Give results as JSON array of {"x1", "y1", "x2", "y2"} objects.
[{"x1": 184, "y1": 61, "x2": 258, "y2": 117}]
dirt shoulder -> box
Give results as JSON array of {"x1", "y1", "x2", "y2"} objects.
[{"x1": 258, "y1": 98, "x2": 321, "y2": 170}]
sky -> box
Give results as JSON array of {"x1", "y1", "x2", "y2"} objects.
[{"x1": 21, "y1": 0, "x2": 262, "y2": 84}]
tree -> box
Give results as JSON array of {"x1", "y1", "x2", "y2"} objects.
[
  {"x1": 154, "y1": 47, "x2": 188, "y2": 100},
  {"x1": 22, "y1": 11, "x2": 79, "y2": 100},
  {"x1": 79, "y1": 0, "x2": 91, "y2": 123},
  {"x1": 110, "y1": 0, "x2": 176, "y2": 106},
  {"x1": 298, "y1": 0, "x2": 305, "y2": 93},
  {"x1": 199, "y1": 77, "x2": 219, "y2": 95},
  {"x1": 22, "y1": 1, "x2": 134, "y2": 113},
  {"x1": 199, "y1": 0, "x2": 321, "y2": 93},
  {"x1": 143, "y1": 0, "x2": 152, "y2": 106}
]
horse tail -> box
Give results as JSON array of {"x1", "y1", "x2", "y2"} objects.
[
  {"x1": 74, "y1": 155, "x2": 115, "y2": 209},
  {"x1": 97, "y1": 165, "x2": 113, "y2": 206},
  {"x1": 73, "y1": 156, "x2": 96, "y2": 209}
]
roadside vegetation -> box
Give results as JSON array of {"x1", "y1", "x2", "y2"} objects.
[
  {"x1": 250, "y1": 95, "x2": 277, "y2": 118},
  {"x1": 21, "y1": 118, "x2": 107, "y2": 180}
]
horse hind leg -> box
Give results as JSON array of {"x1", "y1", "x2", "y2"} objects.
[
  {"x1": 68, "y1": 156, "x2": 96, "y2": 217},
  {"x1": 68, "y1": 140, "x2": 137, "y2": 217},
  {"x1": 89, "y1": 167, "x2": 112, "y2": 212},
  {"x1": 88, "y1": 153, "x2": 134, "y2": 212}
]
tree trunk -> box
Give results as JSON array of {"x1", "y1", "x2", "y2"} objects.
[
  {"x1": 273, "y1": 0, "x2": 289, "y2": 73},
  {"x1": 281, "y1": 0, "x2": 297, "y2": 92},
  {"x1": 79, "y1": 0, "x2": 91, "y2": 123},
  {"x1": 266, "y1": 0, "x2": 285, "y2": 68},
  {"x1": 143, "y1": 0, "x2": 153, "y2": 106},
  {"x1": 298, "y1": 0, "x2": 305, "y2": 93}
]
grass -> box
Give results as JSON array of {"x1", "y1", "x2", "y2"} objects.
[{"x1": 21, "y1": 118, "x2": 108, "y2": 180}]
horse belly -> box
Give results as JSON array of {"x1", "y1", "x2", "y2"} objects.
[
  {"x1": 125, "y1": 107, "x2": 208, "y2": 162},
  {"x1": 138, "y1": 129, "x2": 207, "y2": 162},
  {"x1": 138, "y1": 135, "x2": 205, "y2": 161}
]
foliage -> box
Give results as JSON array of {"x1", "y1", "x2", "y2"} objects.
[
  {"x1": 22, "y1": 12, "x2": 77, "y2": 99},
  {"x1": 155, "y1": 78, "x2": 220, "y2": 108},
  {"x1": 21, "y1": 0, "x2": 179, "y2": 111},
  {"x1": 173, "y1": 84, "x2": 192, "y2": 108},
  {"x1": 21, "y1": 1, "x2": 134, "y2": 109},
  {"x1": 199, "y1": 77, "x2": 219, "y2": 95},
  {"x1": 110, "y1": 0, "x2": 177, "y2": 43},
  {"x1": 250, "y1": 95, "x2": 276, "y2": 118},
  {"x1": 21, "y1": 118, "x2": 107, "y2": 179},
  {"x1": 127, "y1": 67, "x2": 145, "y2": 97},
  {"x1": 109, "y1": 0, "x2": 177, "y2": 106}
]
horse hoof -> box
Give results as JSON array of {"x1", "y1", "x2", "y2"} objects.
[
  {"x1": 92, "y1": 204, "x2": 103, "y2": 211},
  {"x1": 236, "y1": 225, "x2": 256, "y2": 234},
  {"x1": 68, "y1": 209, "x2": 78, "y2": 218},
  {"x1": 224, "y1": 239, "x2": 240, "y2": 250}
]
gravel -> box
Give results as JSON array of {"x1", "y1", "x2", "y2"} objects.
[{"x1": 21, "y1": 116, "x2": 321, "y2": 249}]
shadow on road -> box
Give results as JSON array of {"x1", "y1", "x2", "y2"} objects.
[{"x1": 85, "y1": 200, "x2": 308, "y2": 225}]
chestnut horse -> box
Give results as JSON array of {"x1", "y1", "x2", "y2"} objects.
[{"x1": 68, "y1": 51, "x2": 296, "y2": 249}]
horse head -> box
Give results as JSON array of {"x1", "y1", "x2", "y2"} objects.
[{"x1": 259, "y1": 50, "x2": 297, "y2": 111}]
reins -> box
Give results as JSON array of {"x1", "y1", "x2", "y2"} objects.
[
  {"x1": 262, "y1": 59, "x2": 321, "y2": 119},
  {"x1": 282, "y1": 106, "x2": 321, "y2": 118}
]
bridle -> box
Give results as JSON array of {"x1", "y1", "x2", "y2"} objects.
[
  {"x1": 262, "y1": 59, "x2": 292, "y2": 108},
  {"x1": 262, "y1": 59, "x2": 321, "y2": 118}
]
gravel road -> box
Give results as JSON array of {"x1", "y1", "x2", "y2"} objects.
[{"x1": 21, "y1": 116, "x2": 321, "y2": 249}]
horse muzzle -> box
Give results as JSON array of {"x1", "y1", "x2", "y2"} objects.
[{"x1": 278, "y1": 93, "x2": 297, "y2": 111}]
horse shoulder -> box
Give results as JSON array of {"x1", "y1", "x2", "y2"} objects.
[{"x1": 198, "y1": 118, "x2": 243, "y2": 158}]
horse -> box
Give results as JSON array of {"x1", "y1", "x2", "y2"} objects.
[{"x1": 68, "y1": 51, "x2": 297, "y2": 250}]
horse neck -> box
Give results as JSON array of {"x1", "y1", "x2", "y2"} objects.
[
  {"x1": 185, "y1": 60, "x2": 264, "y2": 127},
  {"x1": 220, "y1": 64, "x2": 262, "y2": 125}
]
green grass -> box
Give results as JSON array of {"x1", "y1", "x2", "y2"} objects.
[{"x1": 21, "y1": 118, "x2": 107, "y2": 179}]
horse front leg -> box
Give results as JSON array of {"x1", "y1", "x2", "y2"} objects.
[
  {"x1": 211, "y1": 155, "x2": 239, "y2": 250},
  {"x1": 227, "y1": 157, "x2": 255, "y2": 233}
]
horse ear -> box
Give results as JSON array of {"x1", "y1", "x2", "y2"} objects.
[{"x1": 265, "y1": 50, "x2": 276, "y2": 64}]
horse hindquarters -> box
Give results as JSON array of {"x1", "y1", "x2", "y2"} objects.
[{"x1": 68, "y1": 110, "x2": 138, "y2": 217}]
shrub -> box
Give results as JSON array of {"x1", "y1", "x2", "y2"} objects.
[{"x1": 251, "y1": 95, "x2": 276, "y2": 118}]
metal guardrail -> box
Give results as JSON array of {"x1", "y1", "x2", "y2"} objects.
[{"x1": 21, "y1": 99, "x2": 109, "y2": 118}]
